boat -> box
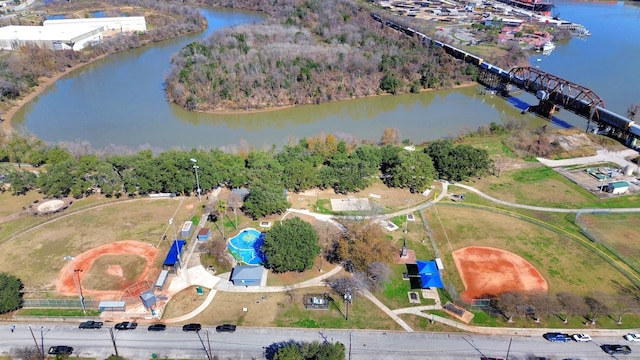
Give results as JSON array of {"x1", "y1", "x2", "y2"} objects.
[
  {"x1": 495, "y1": 0, "x2": 554, "y2": 15},
  {"x1": 541, "y1": 41, "x2": 556, "y2": 51}
]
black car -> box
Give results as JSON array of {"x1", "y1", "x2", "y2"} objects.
[
  {"x1": 48, "y1": 346, "x2": 74, "y2": 355},
  {"x1": 115, "y1": 321, "x2": 138, "y2": 330},
  {"x1": 79, "y1": 320, "x2": 103, "y2": 329},
  {"x1": 182, "y1": 323, "x2": 202, "y2": 332},
  {"x1": 148, "y1": 323, "x2": 167, "y2": 332},
  {"x1": 601, "y1": 344, "x2": 632, "y2": 355},
  {"x1": 215, "y1": 324, "x2": 237, "y2": 333}
]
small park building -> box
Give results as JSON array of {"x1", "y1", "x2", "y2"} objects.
[{"x1": 607, "y1": 181, "x2": 629, "y2": 195}]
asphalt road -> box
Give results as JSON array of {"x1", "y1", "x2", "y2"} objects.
[{"x1": 1, "y1": 324, "x2": 637, "y2": 359}]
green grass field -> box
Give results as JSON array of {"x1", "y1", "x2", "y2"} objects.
[
  {"x1": 576, "y1": 212, "x2": 640, "y2": 273},
  {"x1": 0, "y1": 196, "x2": 200, "y2": 290}
]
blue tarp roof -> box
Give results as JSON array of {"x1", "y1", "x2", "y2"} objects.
[
  {"x1": 417, "y1": 260, "x2": 445, "y2": 289},
  {"x1": 163, "y1": 240, "x2": 186, "y2": 266}
]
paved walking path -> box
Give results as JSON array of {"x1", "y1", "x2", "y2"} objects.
[{"x1": 164, "y1": 156, "x2": 640, "y2": 334}]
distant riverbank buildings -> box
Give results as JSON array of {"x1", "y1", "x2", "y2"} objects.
[{"x1": 0, "y1": 16, "x2": 146, "y2": 51}]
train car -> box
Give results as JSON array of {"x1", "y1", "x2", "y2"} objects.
[
  {"x1": 432, "y1": 39, "x2": 444, "y2": 47},
  {"x1": 598, "y1": 107, "x2": 635, "y2": 130},
  {"x1": 629, "y1": 123, "x2": 640, "y2": 137},
  {"x1": 480, "y1": 62, "x2": 491, "y2": 70},
  {"x1": 371, "y1": 13, "x2": 382, "y2": 22},
  {"x1": 404, "y1": 27, "x2": 416, "y2": 37},
  {"x1": 466, "y1": 53, "x2": 483, "y2": 66}
]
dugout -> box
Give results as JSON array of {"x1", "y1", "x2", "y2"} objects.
[
  {"x1": 99, "y1": 301, "x2": 126, "y2": 312},
  {"x1": 155, "y1": 269, "x2": 169, "y2": 290},
  {"x1": 163, "y1": 240, "x2": 186, "y2": 273}
]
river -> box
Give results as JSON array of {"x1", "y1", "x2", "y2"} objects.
[{"x1": 10, "y1": 2, "x2": 640, "y2": 151}]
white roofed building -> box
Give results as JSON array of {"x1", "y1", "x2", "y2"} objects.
[
  {"x1": 0, "y1": 25, "x2": 103, "y2": 51},
  {"x1": 43, "y1": 16, "x2": 147, "y2": 33}
]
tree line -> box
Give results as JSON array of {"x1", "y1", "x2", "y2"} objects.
[
  {"x1": 0, "y1": 0, "x2": 204, "y2": 113},
  {"x1": 0, "y1": 129, "x2": 492, "y2": 219},
  {"x1": 488, "y1": 290, "x2": 640, "y2": 326},
  {"x1": 165, "y1": 0, "x2": 502, "y2": 111}
]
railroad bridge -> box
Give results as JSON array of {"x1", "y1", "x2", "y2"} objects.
[{"x1": 477, "y1": 66, "x2": 635, "y2": 140}]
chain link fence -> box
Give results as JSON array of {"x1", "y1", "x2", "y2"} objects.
[{"x1": 22, "y1": 298, "x2": 100, "y2": 309}]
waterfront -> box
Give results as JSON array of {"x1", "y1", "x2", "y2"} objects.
[{"x1": 10, "y1": 2, "x2": 640, "y2": 151}]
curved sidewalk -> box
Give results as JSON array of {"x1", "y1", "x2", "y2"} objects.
[{"x1": 453, "y1": 183, "x2": 640, "y2": 213}]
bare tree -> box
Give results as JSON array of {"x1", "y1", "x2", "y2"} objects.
[
  {"x1": 627, "y1": 103, "x2": 640, "y2": 121},
  {"x1": 493, "y1": 156, "x2": 514, "y2": 178},
  {"x1": 525, "y1": 292, "x2": 555, "y2": 323},
  {"x1": 556, "y1": 292, "x2": 586, "y2": 324},
  {"x1": 585, "y1": 292, "x2": 609, "y2": 325},
  {"x1": 608, "y1": 294, "x2": 639, "y2": 325},
  {"x1": 326, "y1": 275, "x2": 364, "y2": 297},
  {"x1": 366, "y1": 262, "x2": 391, "y2": 291},
  {"x1": 11, "y1": 347, "x2": 41, "y2": 360},
  {"x1": 228, "y1": 191, "x2": 243, "y2": 231},
  {"x1": 497, "y1": 291, "x2": 526, "y2": 323}
]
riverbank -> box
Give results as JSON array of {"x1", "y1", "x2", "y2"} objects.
[{"x1": 1, "y1": 53, "x2": 113, "y2": 134}]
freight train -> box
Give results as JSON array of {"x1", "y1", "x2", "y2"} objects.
[
  {"x1": 370, "y1": 13, "x2": 511, "y2": 80},
  {"x1": 370, "y1": 12, "x2": 640, "y2": 142}
]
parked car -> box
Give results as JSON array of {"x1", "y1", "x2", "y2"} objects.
[
  {"x1": 480, "y1": 357, "x2": 504, "y2": 360},
  {"x1": 624, "y1": 333, "x2": 640, "y2": 342},
  {"x1": 148, "y1": 324, "x2": 167, "y2": 332},
  {"x1": 601, "y1": 344, "x2": 632, "y2": 355},
  {"x1": 78, "y1": 320, "x2": 103, "y2": 329},
  {"x1": 48, "y1": 346, "x2": 73, "y2": 355},
  {"x1": 543, "y1": 332, "x2": 572, "y2": 342},
  {"x1": 182, "y1": 323, "x2": 202, "y2": 332},
  {"x1": 115, "y1": 321, "x2": 138, "y2": 330},
  {"x1": 572, "y1": 333, "x2": 592, "y2": 342},
  {"x1": 215, "y1": 324, "x2": 237, "y2": 333}
]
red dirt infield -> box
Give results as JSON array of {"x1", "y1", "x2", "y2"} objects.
[
  {"x1": 55, "y1": 240, "x2": 158, "y2": 300},
  {"x1": 452, "y1": 246, "x2": 548, "y2": 303}
]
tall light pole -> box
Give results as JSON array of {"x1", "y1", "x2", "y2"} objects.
[
  {"x1": 64, "y1": 256, "x2": 86, "y2": 314},
  {"x1": 190, "y1": 158, "x2": 201, "y2": 202},
  {"x1": 344, "y1": 289, "x2": 352, "y2": 321},
  {"x1": 73, "y1": 268, "x2": 86, "y2": 314},
  {"x1": 40, "y1": 326, "x2": 49, "y2": 359}
]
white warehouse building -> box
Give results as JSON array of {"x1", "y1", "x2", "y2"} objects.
[
  {"x1": 43, "y1": 16, "x2": 147, "y2": 33},
  {"x1": 0, "y1": 25, "x2": 103, "y2": 51},
  {"x1": 0, "y1": 16, "x2": 146, "y2": 51}
]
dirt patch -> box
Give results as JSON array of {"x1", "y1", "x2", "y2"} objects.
[
  {"x1": 55, "y1": 240, "x2": 158, "y2": 300},
  {"x1": 106, "y1": 265, "x2": 124, "y2": 278},
  {"x1": 452, "y1": 246, "x2": 548, "y2": 302}
]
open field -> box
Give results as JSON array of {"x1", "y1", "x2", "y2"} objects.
[
  {"x1": 423, "y1": 204, "x2": 637, "y2": 296},
  {"x1": 194, "y1": 286, "x2": 401, "y2": 330},
  {"x1": 467, "y1": 165, "x2": 640, "y2": 209},
  {"x1": 0, "y1": 196, "x2": 200, "y2": 292},
  {"x1": 576, "y1": 212, "x2": 640, "y2": 273}
]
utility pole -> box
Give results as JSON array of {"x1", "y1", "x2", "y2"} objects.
[
  {"x1": 28, "y1": 326, "x2": 42, "y2": 359},
  {"x1": 109, "y1": 327, "x2": 119, "y2": 357},
  {"x1": 196, "y1": 330, "x2": 211, "y2": 360},
  {"x1": 344, "y1": 289, "x2": 352, "y2": 321},
  {"x1": 505, "y1": 337, "x2": 512, "y2": 360},
  {"x1": 73, "y1": 268, "x2": 86, "y2": 314},
  {"x1": 206, "y1": 330, "x2": 213, "y2": 360}
]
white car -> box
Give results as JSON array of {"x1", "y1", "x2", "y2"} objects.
[
  {"x1": 624, "y1": 333, "x2": 640, "y2": 342},
  {"x1": 572, "y1": 333, "x2": 592, "y2": 342}
]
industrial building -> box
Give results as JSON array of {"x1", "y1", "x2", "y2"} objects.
[
  {"x1": 0, "y1": 24, "x2": 103, "y2": 50},
  {"x1": 43, "y1": 16, "x2": 147, "y2": 33},
  {"x1": 0, "y1": 16, "x2": 146, "y2": 51}
]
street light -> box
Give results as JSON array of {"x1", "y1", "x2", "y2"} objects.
[
  {"x1": 190, "y1": 158, "x2": 201, "y2": 202},
  {"x1": 40, "y1": 326, "x2": 50, "y2": 359},
  {"x1": 344, "y1": 289, "x2": 352, "y2": 321}
]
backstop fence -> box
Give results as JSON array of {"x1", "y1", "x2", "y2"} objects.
[{"x1": 22, "y1": 299, "x2": 100, "y2": 309}]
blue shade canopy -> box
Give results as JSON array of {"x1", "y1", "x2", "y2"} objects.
[
  {"x1": 417, "y1": 260, "x2": 444, "y2": 289},
  {"x1": 163, "y1": 240, "x2": 186, "y2": 266}
]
